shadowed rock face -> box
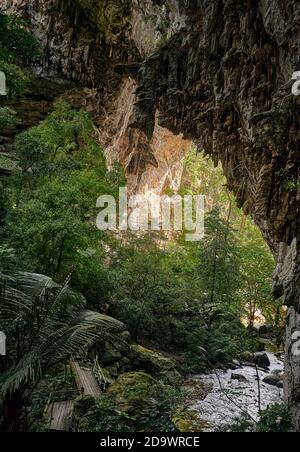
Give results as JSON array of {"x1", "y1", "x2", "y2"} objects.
[
  {"x1": 1, "y1": 0, "x2": 190, "y2": 195},
  {"x1": 2, "y1": 0, "x2": 300, "y2": 428},
  {"x1": 133, "y1": 0, "x2": 300, "y2": 427}
]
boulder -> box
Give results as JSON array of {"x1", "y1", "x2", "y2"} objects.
[
  {"x1": 130, "y1": 345, "x2": 177, "y2": 373},
  {"x1": 74, "y1": 394, "x2": 95, "y2": 416},
  {"x1": 255, "y1": 352, "x2": 271, "y2": 369},
  {"x1": 228, "y1": 359, "x2": 242, "y2": 370},
  {"x1": 240, "y1": 351, "x2": 256, "y2": 364},
  {"x1": 263, "y1": 374, "x2": 283, "y2": 389},
  {"x1": 258, "y1": 324, "x2": 274, "y2": 337},
  {"x1": 240, "y1": 351, "x2": 271, "y2": 369},
  {"x1": 183, "y1": 379, "x2": 213, "y2": 402},
  {"x1": 233, "y1": 359, "x2": 242, "y2": 368},
  {"x1": 108, "y1": 372, "x2": 155, "y2": 412},
  {"x1": 231, "y1": 373, "x2": 248, "y2": 382},
  {"x1": 172, "y1": 409, "x2": 210, "y2": 432}
]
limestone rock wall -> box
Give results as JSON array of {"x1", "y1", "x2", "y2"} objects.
[
  {"x1": 133, "y1": 0, "x2": 300, "y2": 426},
  {"x1": 1, "y1": 0, "x2": 189, "y2": 195},
  {"x1": 3, "y1": 0, "x2": 300, "y2": 427}
]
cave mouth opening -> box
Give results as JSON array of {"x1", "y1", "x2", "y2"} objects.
[{"x1": 1, "y1": 0, "x2": 300, "y2": 432}]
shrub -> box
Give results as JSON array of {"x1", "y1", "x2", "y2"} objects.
[
  {"x1": 257, "y1": 404, "x2": 293, "y2": 433},
  {"x1": 79, "y1": 372, "x2": 181, "y2": 432},
  {"x1": 217, "y1": 404, "x2": 293, "y2": 433}
]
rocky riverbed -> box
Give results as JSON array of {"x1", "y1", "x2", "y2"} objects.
[{"x1": 189, "y1": 353, "x2": 284, "y2": 431}]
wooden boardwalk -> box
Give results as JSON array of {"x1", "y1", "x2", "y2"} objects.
[
  {"x1": 44, "y1": 361, "x2": 101, "y2": 431},
  {"x1": 45, "y1": 400, "x2": 75, "y2": 432},
  {"x1": 70, "y1": 360, "x2": 102, "y2": 399}
]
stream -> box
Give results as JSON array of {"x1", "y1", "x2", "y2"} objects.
[{"x1": 189, "y1": 353, "x2": 284, "y2": 430}]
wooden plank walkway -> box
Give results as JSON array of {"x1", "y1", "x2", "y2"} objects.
[
  {"x1": 45, "y1": 400, "x2": 75, "y2": 432},
  {"x1": 70, "y1": 360, "x2": 102, "y2": 399}
]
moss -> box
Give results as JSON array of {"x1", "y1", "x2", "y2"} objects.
[
  {"x1": 172, "y1": 408, "x2": 211, "y2": 432},
  {"x1": 131, "y1": 345, "x2": 177, "y2": 373},
  {"x1": 108, "y1": 372, "x2": 154, "y2": 401},
  {"x1": 75, "y1": 0, "x2": 131, "y2": 40}
]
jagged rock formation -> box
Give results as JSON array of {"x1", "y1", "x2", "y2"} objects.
[
  {"x1": 2, "y1": 0, "x2": 300, "y2": 428},
  {"x1": 133, "y1": 0, "x2": 300, "y2": 427},
  {"x1": 99, "y1": 78, "x2": 190, "y2": 195},
  {"x1": 0, "y1": 78, "x2": 73, "y2": 153},
  {"x1": 1, "y1": 0, "x2": 189, "y2": 195}
]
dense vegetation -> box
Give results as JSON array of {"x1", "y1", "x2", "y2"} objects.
[
  {"x1": 0, "y1": 11, "x2": 39, "y2": 96},
  {"x1": 0, "y1": 12, "x2": 287, "y2": 432},
  {"x1": 218, "y1": 404, "x2": 293, "y2": 433}
]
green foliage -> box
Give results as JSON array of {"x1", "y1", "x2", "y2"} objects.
[
  {"x1": 0, "y1": 12, "x2": 39, "y2": 96},
  {"x1": 0, "y1": 271, "x2": 125, "y2": 432},
  {"x1": 182, "y1": 151, "x2": 280, "y2": 332},
  {"x1": 110, "y1": 237, "x2": 188, "y2": 346},
  {"x1": 79, "y1": 372, "x2": 181, "y2": 432},
  {"x1": 106, "y1": 152, "x2": 276, "y2": 373},
  {"x1": 257, "y1": 404, "x2": 293, "y2": 433},
  {"x1": 217, "y1": 404, "x2": 293, "y2": 432},
  {"x1": 0, "y1": 12, "x2": 40, "y2": 62},
  {"x1": 14, "y1": 130, "x2": 50, "y2": 172},
  {"x1": 277, "y1": 168, "x2": 299, "y2": 192},
  {"x1": 0, "y1": 103, "x2": 279, "y2": 432},
  {"x1": 197, "y1": 208, "x2": 242, "y2": 312},
  {"x1": 30, "y1": 366, "x2": 76, "y2": 432},
  {"x1": 80, "y1": 394, "x2": 133, "y2": 432},
  {"x1": 0, "y1": 59, "x2": 29, "y2": 96},
  {"x1": 180, "y1": 148, "x2": 227, "y2": 205},
  {"x1": 0, "y1": 106, "x2": 20, "y2": 129},
  {"x1": 239, "y1": 222, "x2": 282, "y2": 329},
  {"x1": 109, "y1": 227, "x2": 257, "y2": 373},
  {"x1": 75, "y1": 0, "x2": 131, "y2": 39},
  {"x1": 216, "y1": 414, "x2": 255, "y2": 432},
  {"x1": 1, "y1": 101, "x2": 124, "y2": 279}
]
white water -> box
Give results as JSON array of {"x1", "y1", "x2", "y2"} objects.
[{"x1": 190, "y1": 353, "x2": 284, "y2": 430}]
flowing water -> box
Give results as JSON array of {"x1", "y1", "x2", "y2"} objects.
[{"x1": 190, "y1": 353, "x2": 284, "y2": 430}]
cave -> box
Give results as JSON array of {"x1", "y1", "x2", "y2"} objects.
[{"x1": 1, "y1": 0, "x2": 300, "y2": 431}]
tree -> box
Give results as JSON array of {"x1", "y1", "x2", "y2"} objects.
[
  {"x1": 197, "y1": 208, "x2": 242, "y2": 313},
  {"x1": 0, "y1": 12, "x2": 39, "y2": 96},
  {"x1": 1, "y1": 101, "x2": 124, "y2": 277},
  {"x1": 0, "y1": 271, "x2": 125, "y2": 432},
  {"x1": 110, "y1": 237, "x2": 188, "y2": 344},
  {"x1": 239, "y1": 222, "x2": 281, "y2": 330}
]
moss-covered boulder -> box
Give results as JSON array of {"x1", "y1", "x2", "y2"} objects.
[
  {"x1": 108, "y1": 371, "x2": 155, "y2": 411},
  {"x1": 172, "y1": 409, "x2": 211, "y2": 433},
  {"x1": 79, "y1": 371, "x2": 182, "y2": 431},
  {"x1": 130, "y1": 345, "x2": 178, "y2": 373}
]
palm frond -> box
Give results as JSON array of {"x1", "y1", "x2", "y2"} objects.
[{"x1": 0, "y1": 272, "x2": 125, "y2": 401}]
